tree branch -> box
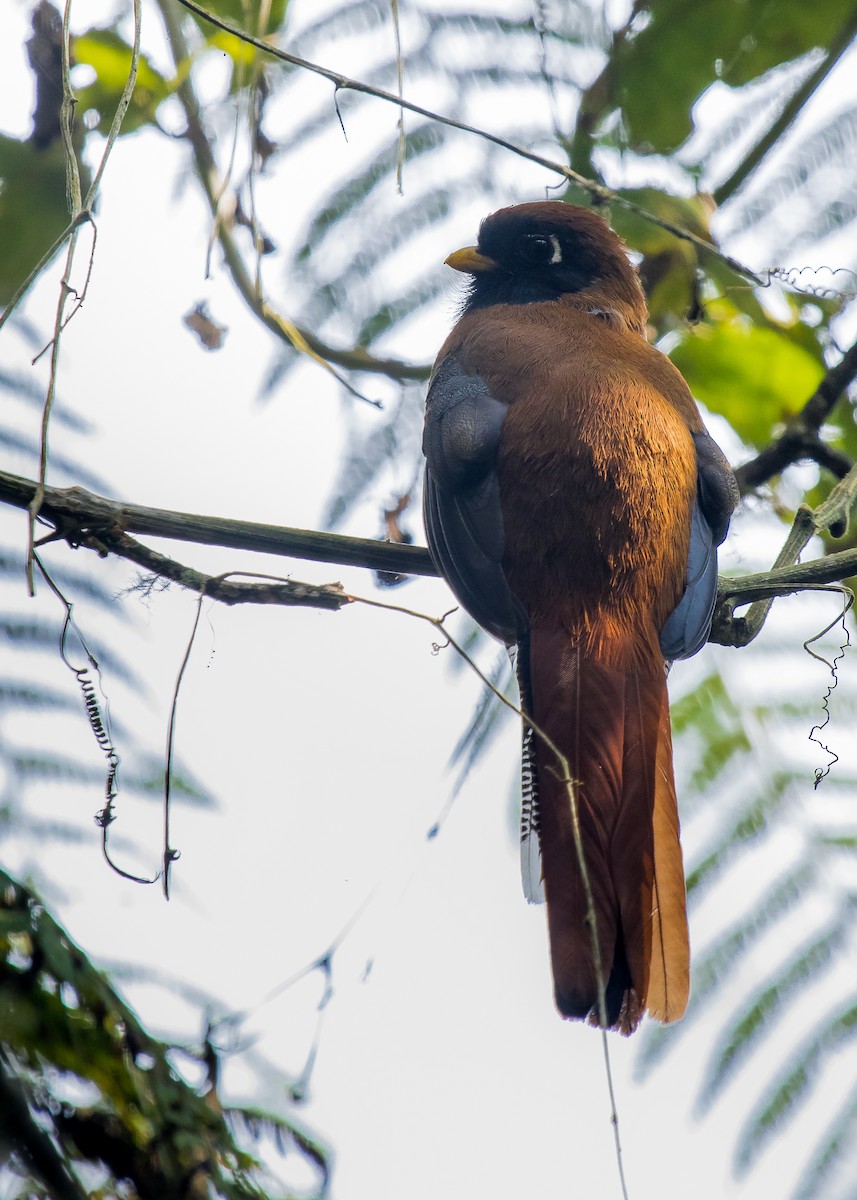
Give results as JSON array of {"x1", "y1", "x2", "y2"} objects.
[
  {"x1": 734, "y1": 337, "x2": 857, "y2": 493},
  {"x1": 0, "y1": 468, "x2": 436, "y2": 580},
  {"x1": 97, "y1": 529, "x2": 350, "y2": 610},
  {"x1": 170, "y1": 0, "x2": 762, "y2": 286},
  {"x1": 712, "y1": 462, "x2": 857, "y2": 647},
  {"x1": 713, "y1": 8, "x2": 857, "y2": 206},
  {"x1": 157, "y1": 0, "x2": 430, "y2": 385},
  {"x1": 5, "y1": 468, "x2": 857, "y2": 643}
]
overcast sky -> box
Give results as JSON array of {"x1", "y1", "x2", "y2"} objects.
[{"x1": 2, "y1": 2, "x2": 857, "y2": 1197}]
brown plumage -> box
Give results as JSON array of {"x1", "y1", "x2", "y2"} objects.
[{"x1": 423, "y1": 202, "x2": 737, "y2": 1031}]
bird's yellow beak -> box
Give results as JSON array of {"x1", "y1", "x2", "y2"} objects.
[{"x1": 444, "y1": 246, "x2": 497, "y2": 274}]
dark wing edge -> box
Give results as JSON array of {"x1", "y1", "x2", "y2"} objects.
[
  {"x1": 659, "y1": 430, "x2": 739, "y2": 661},
  {"x1": 422, "y1": 354, "x2": 526, "y2": 645},
  {"x1": 693, "y1": 429, "x2": 740, "y2": 547}
]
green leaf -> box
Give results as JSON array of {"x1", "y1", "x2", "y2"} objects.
[
  {"x1": 668, "y1": 316, "x2": 825, "y2": 447},
  {"x1": 189, "y1": 0, "x2": 290, "y2": 73},
  {"x1": 0, "y1": 868, "x2": 329, "y2": 1198},
  {"x1": 73, "y1": 31, "x2": 172, "y2": 136},
  {"x1": 200, "y1": 0, "x2": 289, "y2": 31},
  {"x1": 609, "y1": 188, "x2": 714, "y2": 326},
  {"x1": 614, "y1": 0, "x2": 857, "y2": 153},
  {"x1": 0, "y1": 135, "x2": 71, "y2": 305}
]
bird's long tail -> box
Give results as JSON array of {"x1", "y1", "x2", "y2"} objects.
[{"x1": 518, "y1": 625, "x2": 689, "y2": 1033}]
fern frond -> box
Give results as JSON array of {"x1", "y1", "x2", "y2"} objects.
[
  {"x1": 697, "y1": 922, "x2": 848, "y2": 1114},
  {"x1": 735, "y1": 1002, "x2": 857, "y2": 1174},
  {"x1": 636, "y1": 864, "x2": 813, "y2": 1073},
  {"x1": 792, "y1": 1082, "x2": 857, "y2": 1200}
]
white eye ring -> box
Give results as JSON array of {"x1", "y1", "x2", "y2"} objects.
[{"x1": 548, "y1": 235, "x2": 562, "y2": 264}]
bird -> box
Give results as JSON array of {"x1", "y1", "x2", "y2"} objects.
[{"x1": 422, "y1": 201, "x2": 738, "y2": 1033}]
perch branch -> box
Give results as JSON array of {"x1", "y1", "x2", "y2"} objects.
[
  {"x1": 0, "y1": 468, "x2": 435, "y2": 583},
  {"x1": 5, "y1": 468, "x2": 857, "y2": 642},
  {"x1": 712, "y1": 462, "x2": 857, "y2": 647}
]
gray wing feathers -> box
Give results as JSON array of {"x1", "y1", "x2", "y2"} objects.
[
  {"x1": 423, "y1": 355, "x2": 525, "y2": 644},
  {"x1": 658, "y1": 499, "x2": 718, "y2": 660},
  {"x1": 659, "y1": 430, "x2": 738, "y2": 660},
  {"x1": 693, "y1": 430, "x2": 739, "y2": 546}
]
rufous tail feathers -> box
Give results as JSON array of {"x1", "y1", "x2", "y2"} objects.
[{"x1": 519, "y1": 625, "x2": 689, "y2": 1033}]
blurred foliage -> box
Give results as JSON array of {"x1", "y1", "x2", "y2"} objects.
[
  {"x1": 638, "y1": 652, "x2": 857, "y2": 1193},
  {"x1": 74, "y1": 30, "x2": 172, "y2": 136},
  {"x1": 3, "y1": 0, "x2": 857, "y2": 1195},
  {"x1": 0, "y1": 135, "x2": 77, "y2": 307},
  {"x1": 0, "y1": 0, "x2": 334, "y2": 1192},
  {"x1": 609, "y1": 0, "x2": 857, "y2": 153},
  {"x1": 0, "y1": 867, "x2": 329, "y2": 1199},
  {"x1": 669, "y1": 305, "x2": 826, "y2": 448}
]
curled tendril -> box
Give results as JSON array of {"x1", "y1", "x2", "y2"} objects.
[
  {"x1": 803, "y1": 590, "x2": 853, "y2": 788},
  {"x1": 766, "y1": 265, "x2": 857, "y2": 302},
  {"x1": 35, "y1": 552, "x2": 159, "y2": 886}
]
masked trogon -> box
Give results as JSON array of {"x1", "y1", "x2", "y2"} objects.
[{"x1": 422, "y1": 202, "x2": 738, "y2": 1033}]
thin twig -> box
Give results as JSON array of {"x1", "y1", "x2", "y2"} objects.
[
  {"x1": 391, "y1": 0, "x2": 405, "y2": 194},
  {"x1": 171, "y1": 0, "x2": 762, "y2": 286},
  {"x1": 348, "y1": 590, "x2": 610, "y2": 1006},
  {"x1": 161, "y1": 568, "x2": 347, "y2": 899},
  {"x1": 83, "y1": 0, "x2": 143, "y2": 210},
  {"x1": 30, "y1": 225, "x2": 99, "y2": 367},
  {"x1": 25, "y1": 0, "x2": 143, "y2": 594},
  {"x1": 98, "y1": 527, "x2": 349, "y2": 610},
  {"x1": 156, "y1": 0, "x2": 395, "y2": 400},
  {"x1": 346, "y1": 588, "x2": 626, "y2": 1188},
  {"x1": 211, "y1": 889, "x2": 376, "y2": 1105},
  {"x1": 601, "y1": 1029, "x2": 631, "y2": 1200},
  {"x1": 162, "y1": 590, "x2": 205, "y2": 898},
  {"x1": 0, "y1": 211, "x2": 93, "y2": 334},
  {"x1": 59, "y1": 0, "x2": 83, "y2": 214},
  {"x1": 33, "y1": 552, "x2": 155, "y2": 885},
  {"x1": 27, "y1": 236, "x2": 77, "y2": 594},
  {"x1": 735, "y1": 337, "x2": 857, "y2": 493}
]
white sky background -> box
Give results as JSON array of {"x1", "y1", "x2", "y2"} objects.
[{"x1": 2, "y1": 2, "x2": 857, "y2": 1198}]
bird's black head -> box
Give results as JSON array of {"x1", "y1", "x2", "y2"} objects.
[{"x1": 446, "y1": 201, "x2": 639, "y2": 314}]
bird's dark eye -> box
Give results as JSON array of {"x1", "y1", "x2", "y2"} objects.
[{"x1": 519, "y1": 233, "x2": 562, "y2": 266}]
